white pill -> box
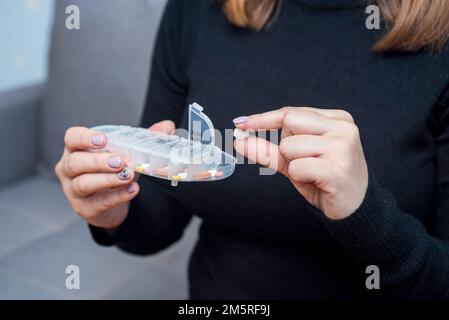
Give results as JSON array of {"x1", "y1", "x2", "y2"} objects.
[
  {"x1": 208, "y1": 169, "x2": 218, "y2": 177},
  {"x1": 233, "y1": 128, "x2": 250, "y2": 140},
  {"x1": 178, "y1": 172, "x2": 187, "y2": 179}
]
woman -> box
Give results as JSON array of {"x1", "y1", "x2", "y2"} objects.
[{"x1": 55, "y1": 0, "x2": 449, "y2": 299}]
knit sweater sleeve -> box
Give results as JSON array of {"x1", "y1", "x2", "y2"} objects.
[{"x1": 319, "y1": 87, "x2": 449, "y2": 299}]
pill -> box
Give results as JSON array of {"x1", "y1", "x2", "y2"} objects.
[
  {"x1": 194, "y1": 170, "x2": 224, "y2": 180},
  {"x1": 177, "y1": 172, "x2": 187, "y2": 179},
  {"x1": 135, "y1": 163, "x2": 151, "y2": 174},
  {"x1": 135, "y1": 166, "x2": 145, "y2": 173},
  {"x1": 141, "y1": 163, "x2": 151, "y2": 173},
  {"x1": 156, "y1": 167, "x2": 168, "y2": 176},
  {"x1": 233, "y1": 128, "x2": 250, "y2": 140},
  {"x1": 171, "y1": 175, "x2": 182, "y2": 181},
  {"x1": 194, "y1": 172, "x2": 210, "y2": 180},
  {"x1": 215, "y1": 170, "x2": 224, "y2": 177}
]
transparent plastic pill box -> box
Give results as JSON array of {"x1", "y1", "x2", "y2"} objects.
[{"x1": 92, "y1": 103, "x2": 236, "y2": 186}]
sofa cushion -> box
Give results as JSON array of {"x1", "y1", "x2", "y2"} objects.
[
  {"x1": 41, "y1": 0, "x2": 167, "y2": 166},
  {"x1": 0, "y1": 84, "x2": 43, "y2": 187},
  {"x1": 0, "y1": 170, "x2": 198, "y2": 299}
]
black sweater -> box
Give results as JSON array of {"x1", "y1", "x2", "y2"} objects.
[{"x1": 90, "y1": 0, "x2": 449, "y2": 299}]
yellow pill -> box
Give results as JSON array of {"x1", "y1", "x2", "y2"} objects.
[
  {"x1": 135, "y1": 166, "x2": 145, "y2": 173},
  {"x1": 171, "y1": 175, "x2": 182, "y2": 181}
]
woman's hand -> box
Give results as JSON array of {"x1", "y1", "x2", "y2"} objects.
[
  {"x1": 55, "y1": 120, "x2": 175, "y2": 229},
  {"x1": 233, "y1": 107, "x2": 368, "y2": 220}
]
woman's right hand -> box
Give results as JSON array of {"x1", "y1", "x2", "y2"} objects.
[{"x1": 55, "y1": 120, "x2": 176, "y2": 229}]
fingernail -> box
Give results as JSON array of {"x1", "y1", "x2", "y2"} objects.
[
  {"x1": 127, "y1": 183, "x2": 136, "y2": 193},
  {"x1": 91, "y1": 134, "x2": 105, "y2": 146},
  {"x1": 233, "y1": 116, "x2": 249, "y2": 125},
  {"x1": 117, "y1": 168, "x2": 132, "y2": 180},
  {"x1": 108, "y1": 156, "x2": 122, "y2": 168}
]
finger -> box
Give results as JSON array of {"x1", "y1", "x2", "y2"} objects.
[
  {"x1": 234, "y1": 108, "x2": 287, "y2": 130},
  {"x1": 148, "y1": 120, "x2": 176, "y2": 135},
  {"x1": 55, "y1": 147, "x2": 70, "y2": 178},
  {"x1": 234, "y1": 136, "x2": 288, "y2": 176},
  {"x1": 279, "y1": 135, "x2": 328, "y2": 161},
  {"x1": 281, "y1": 108, "x2": 358, "y2": 141},
  {"x1": 235, "y1": 108, "x2": 334, "y2": 135},
  {"x1": 287, "y1": 158, "x2": 331, "y2": 186},
  {"x1": 64, "y1": 127, "x2": 107, "y2": 151},
  {"x1": 71, "y1": 168, "x2": 134, "y2": 197},
  {"x1": 78, "y1": 182, "x2": 140, "y2": 220},
  {"x1": 299, "y1": 107, "x2": 354, "y2": 123},
  {"x1": 63, "y1": 152, "x2": 125, "y2": 178},
  {"x1": 233, "y1": 107, "x2": 352, "y2": 130}
]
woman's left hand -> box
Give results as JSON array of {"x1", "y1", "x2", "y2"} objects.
[{"x1": 233, "y1": 107, "x2": 369, "y2": 220}]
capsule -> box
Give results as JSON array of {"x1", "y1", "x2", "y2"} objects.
[
  {"x1": 194, "y1": 169, "x2": 224, "y2": 180},
  {"x1": 155, "y1": 166, "x2": 168, "y2": 177},
  {"x1": 135, "y1": 163, "x2": 150, "y2": 174}
]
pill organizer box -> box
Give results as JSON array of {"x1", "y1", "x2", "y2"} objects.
[{"x1": 92, "y1": 103, "x2": 236, "y2": 186}]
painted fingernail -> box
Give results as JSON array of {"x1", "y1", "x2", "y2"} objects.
[
  {"x1": 127, "y1": 183, "x2": 136, "y2": 193},
  {"x1": 91, "y1": 134, "x2": 105, "y2": 146},
  {"x1": 117, "y1": 168, "x2": 132, "y2": 180},
  {"x1": 108, "y1": 156, "x2": 122, "y2": 168},
  {"x1": 233, "y1": 116, "x2": 249, "y2": 125}
]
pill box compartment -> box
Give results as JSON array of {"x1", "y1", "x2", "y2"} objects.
[{"x1": 91, "y1": 103, "x2": 236, "y2": 184}]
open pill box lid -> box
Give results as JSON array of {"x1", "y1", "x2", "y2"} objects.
[{"x1": 92, "y1": 103, "x2": 236, "y2": 186}]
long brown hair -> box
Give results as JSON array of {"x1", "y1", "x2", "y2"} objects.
[{"x1": 222, "y1": 0, "x2": 449, "y2": 52}]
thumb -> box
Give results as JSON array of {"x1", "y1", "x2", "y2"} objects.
[
  {"x1": 148, "y1": 120, "x2": 176, "y2": 135},
  {"x1": 234, "y1": 136, "x2": 288, "y2": 176}
]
